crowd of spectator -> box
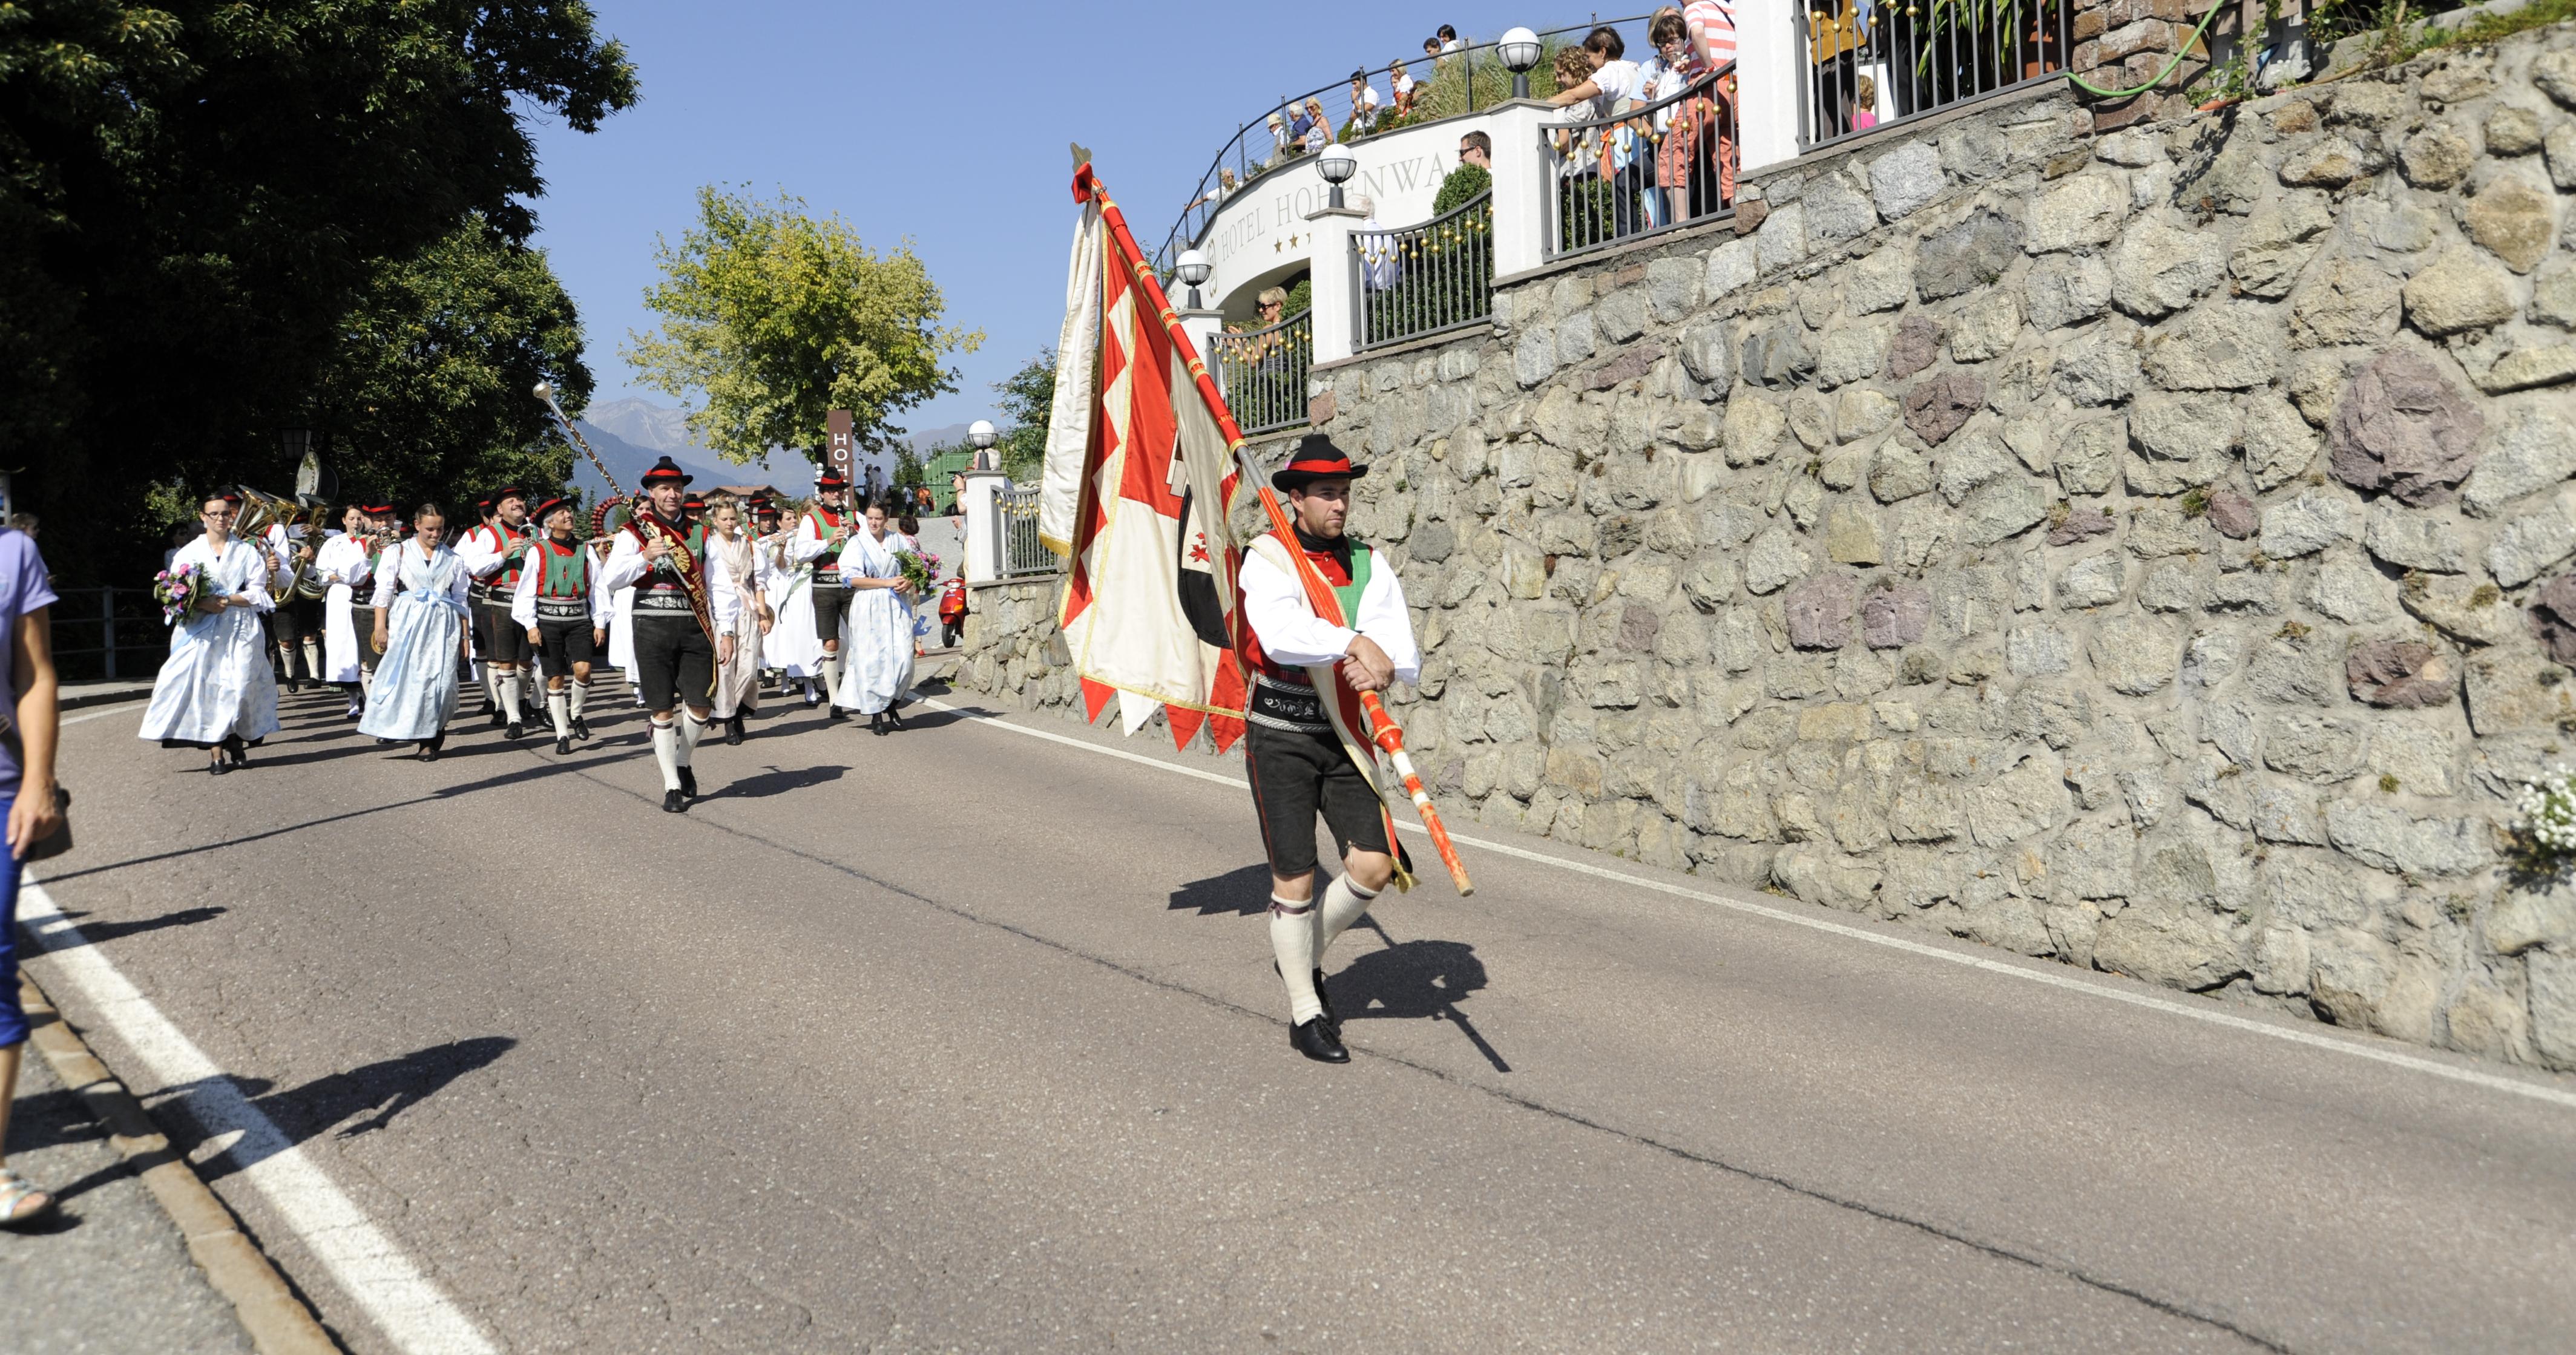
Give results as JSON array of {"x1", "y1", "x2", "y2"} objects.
[{"x1": 1546, "y1": 7, "x2": 1740, "y2": 243}]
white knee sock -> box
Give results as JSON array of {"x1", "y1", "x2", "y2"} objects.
[
  {"x1": 650, "y1": 718, "x2": 682, "y2": 791},
  {"x1": 475, "y1": 660, "x2": 490, "y2": 703},
  {"x1": 500, "y1": 670, "x2": 523, "y2": 723},
  {"x1": 547, "y1": 687, "x2": 571, "y2": 740},
  {"x1": 570, "y1": 681, "x2": 589, "y2": 723},
  {"x1": 1270, "y1": 894, "x2": 1324, "y2": 1025},
  {"x1": 1319, "y1": 874, "x2": 1380, "y2": 956},
  {"x1": 820, "y1": 654, "x2": 843, "y2": 704},
  {"x1": 677, "y1": 709, "x2": 706, "y2": 765}
]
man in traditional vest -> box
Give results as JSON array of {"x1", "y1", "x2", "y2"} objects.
[
  {"x1": 790, "y1": 470, "x2": 855, "y2": 718},
  {"x1": 511, "y1": 494, "x2": 604, "y2": 755},
  {"x1": 1237, "y1": 434, "x2": 1422, "y2": 1064},
  {"x1": 597, "y1": 457, "x2": 744, "y2": 813},
  {"x1": 459, "y1": 485, "x2": 536, "y2": 737}
]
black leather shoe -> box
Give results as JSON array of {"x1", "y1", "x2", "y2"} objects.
[
  {"x1": 571, "y1": 718, "x2": 591, "y2": 741},
  {"x1": 1313, "y1": 969, "x2": 1339, "y2": 1034},
  {"x1": 209, "y1": 757, "x2": 229, "y2": 776},
  {"x1": 886, "y1": 709, "x2": 905, "y2": 731},
  {"x1": 723, "y1": 719, "x2": 744, "y2": 746},
  {"x1": 826, "y1": 704, "x2": 846, "y2": 723},
  {"x1": 1290, "y1": 1017, "x2": 1349, "y2": 1063},
  {"x1": 677, "y1": 765, "x2": 697, "y2": 798},
  {"x1": 662, "y1": 789, "x2": 688, "y2": 813},
  {"x1": 487, "y1": 706, "x2": 505, "y2": 727},
  {"x1": 505, "y1": 721, "x2": 524, "y2": 740},
  {"x1": 555, "y1": 736, "x2": 572, "y2": 756},
  {"x1": 418, "y1": 741, "x2": 438, "y2": 763}
]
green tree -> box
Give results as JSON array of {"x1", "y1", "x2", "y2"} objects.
[
  {"x1": 312, "y1": 217, "x2": 590, "y2": 511},
  {"x1": 1, "y1": 0, "x2": 637, "y2": 583},
  {"x1": 626, "y1": 186, "x2": 984, "y2": 468},
  {"x1": 992, "y1": 350, "x2": 1056, "y2": 484}
]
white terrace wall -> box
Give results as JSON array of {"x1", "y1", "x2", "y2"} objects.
[{"x1": 958, "y1": 27, "x2": 2576, "y2": 1072}]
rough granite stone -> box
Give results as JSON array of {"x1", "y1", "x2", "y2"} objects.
[
  {"x1": 1886, "y1": 314, "x2": 1943, "y2": 381},
  {"x1": 2049, "y1": 505, "x2": 2118, "y2": 545},
  {"x1": 1949, "y1": 291, "x2": 2022, "y2": 363},
  {"x1": 2027, "y1": 173, "x2": 2128, "y2": 253},
  {"x1": 2112, "y1": 214, "x2": 2229, "y2": 318},
  {"x1": 2230, "y1": 192, "x2": 2334, "y2": 300},
  {"x1": 2288, "y1": 258, "x2": 2404, "y2": 349},
  {"x1": 2091, "y1": 614, "x2": 2181, "y2": 695},
  {"x1": 1871, "y1": 444, "x2": 1936, "y2": 502},
  {"x1": 2399, "y1": 127, "x2": 2477, "y2": 188},
  {"x1": 2527, "y1": 571, "x2": 2576, "y2": 664},
  {"x1": 1870, "y1": 141, "x2": 1947, "y2": 220},
  {"x1": 2328, "y1": 350, "x2": 2483, "y2": 505},
  {"x1": 2364, "y1": 508, "x2": 2466, "y2": 573},
  {"x1": 2025, "y1": 254, "x2": 2114, "y2": 332},
  {"x1": 2058, "y1": 551, "x2": 2126, "y2": 608},
  {"x1": 1904, "y1": 372, "x2": 1985, "y2": 445},
  {"x1": 1862, "y1": 583, "x2": 1931, "y2": 648},
  {"x1": 2464, "y1": 176, "x2": 2557, "y2": 274},
  {"x1": 1917, "y1": 208, "x2": 2026, "y2": 300},
  {"x1": 2324, "y1": 801, "x2": 2491, "y2": 876},
  {"x1": 1785, "y1": 574, "x2": 1856, "y2": 649},
  {"x1": 2460, "y1": 408, "x2": 2576, "y2": 517},
  {"x1": 2054, "y1": 324, "x2": 2141, "y2": 406},
  {"x1": 2055, "y1": 418, "x2": 2126, "y2": 495},
  {"x1": 1744, "y1": 526, "x2": 1810, "y2": 594},
  {"x1": 2485, "y1": 488, "x2": 2576, "y2": 588},
  {"x1": 2308, "y1": 553, "x2": 2396, "y2": 623},
  {"x1": 2259, "y1": 489, "x2": 2358, "y2": 559},
  {"x1": 2205, "y1": 488, "x2": 2258, "y2": 539},
  {"x1": 2404, "y1": 249, "x2": 2519, "y2": 336},
  {"x1": 2144, "y1": 301, "x2": 2281, "y2": 390},
  {"x1": 2242, "y1": 396, "x2": 2322, "y2": 491}
]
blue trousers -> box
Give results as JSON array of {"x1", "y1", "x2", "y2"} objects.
[{"x1": 1, "y1": 791, "x2": 23, "y2": 1047}]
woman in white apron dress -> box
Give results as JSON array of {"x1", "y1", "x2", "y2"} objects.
[
  {"x1": 833, "y1": 503, "x2": 918, "y2": 734},
  {"x1": 140, "y1": 493, "x2": 284, "y2": 774},
  {"x1": 359, "y1": 505, "x2": 473, "y2": 760}
]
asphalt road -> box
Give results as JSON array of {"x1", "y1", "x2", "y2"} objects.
[{"x1": 25, "y1": 677, "x2": 2576, "y2": 1353}]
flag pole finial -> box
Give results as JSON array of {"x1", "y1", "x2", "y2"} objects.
[{"x1": 1069, "y1": 141, "x2": 1092, "y2": 171}]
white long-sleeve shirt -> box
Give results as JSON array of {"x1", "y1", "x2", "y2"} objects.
[
  {"x1": 312, "y1": 531, "x2": 373, "y2": 594},
  {"x1": 1240, "y1": 539, "x2": 1419, "y2": 685},
  {"x1": 790, "y1": 507, "x2": 849, "y2": 576},
  {"x1": 597, "y1": 523, "x2": 741, "y2": 631},
  {"x1": 508, "y1": 536, "x2": 609, "y2": 630},
  {"x1": 454, "y1": 521, "x2": 530, "y2": 582}
]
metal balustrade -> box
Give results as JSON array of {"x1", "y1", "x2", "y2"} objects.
[
  {"x1": 999, "y1": 487, "x2": 1056, "y2": 578},
  {"x1": 1211, "y1": 307, "x2": 1313, "y2": 436},
  {"x1": 1154, "y1": 16, "x2": 1656, "y2": 275},
  {"x1": 48, "y1": 586, "x2": 166, "y2": 681},
  {"x1": 1356, "y1": 191, "x2": 1496, "y2": 351},
  {"x1": 1795, "y1": 0, "x2": 2070, "y2": 152},
  {"x1": 1542, "y1": 64, "x2": 1740, "y2": 263}
]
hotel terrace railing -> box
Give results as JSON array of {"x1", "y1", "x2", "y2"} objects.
[
  {"x1": 1212, "y1": 307, "x2": 1314, "y2": 435},
  {"x1": 1542, "y1": 62, "x2": 1739, "y2": 262},
  {"x1": 1796, "y1": 0, "x2": 2071, "y2": 151},
  {"x1": 1154, "y1": 15, "x2": 1655, "y2": 275},
  {"x1": 1356, "y1": 191, "x2": 1496, "y2": 352}
]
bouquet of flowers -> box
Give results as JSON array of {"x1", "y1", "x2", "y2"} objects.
[
  {"x1": 152, "y1": 562, "x2": 210, "y2": 626},
  {"x1": 893, "y1": 550, "x2": 936, "y2": 596}
]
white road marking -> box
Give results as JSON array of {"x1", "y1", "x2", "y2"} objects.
[
  {"x1": 18, "y1": 871, "x2": 499, "y2": 1354},
  {"x1": 927, "y1": 698, "x2": 2576, "y2": 1113},
  {"x1": 61, "y1": 701, "x2": 150, "y2": 727}
]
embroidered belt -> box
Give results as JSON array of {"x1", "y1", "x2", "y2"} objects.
[
  {"x1": 1247, "y1": 672, "x2": 1330, "y2": 734},
  {"x1": 535, "y1": 599, "x2": 589, "y2": 620},
  {"x1": 467, "y1": 581, "x2": 493, "y2": 604},
  {"x1": 632, "y1": 589, "x2": 694, "y2": 614}
]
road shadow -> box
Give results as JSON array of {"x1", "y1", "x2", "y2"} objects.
[
  {"x1": 1332, "y1": 936, "x2": 1510, "y2": 1072},
  {"x1": 33, "y1": 905, "x2": 227, "y2": 953},
  {"x1": 183, "y1": 1035, "x2": 518, "y2": 1181},
  {"x1": 705, "y1": 763, "x2": 848, "y2": 801},
  {"x1": 1169, "y1": 864, "x2": 1273, "y2": 918}
]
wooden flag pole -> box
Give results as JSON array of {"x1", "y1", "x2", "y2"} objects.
[{"x1": 1078, "y1": 159, "x2": 1474, "y2": 897}]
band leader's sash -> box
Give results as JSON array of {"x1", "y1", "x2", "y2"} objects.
[
  {"x1": 624, "y1": 512, "x2": 715, "y2": 642},
  {"x1": 1246, "y1": 529, "x2": 1415, "y2": 891}
]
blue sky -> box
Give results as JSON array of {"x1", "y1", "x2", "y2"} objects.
[{"x1": 525, "y1": 0, "x2": 1514, "y2": 441}]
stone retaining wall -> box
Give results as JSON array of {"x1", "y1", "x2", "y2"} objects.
[{"x1": 958, "y1": 28, "x2": 2576, "y2": 1072}]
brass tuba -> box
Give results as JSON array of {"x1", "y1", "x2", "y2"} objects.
[{"x1": 290, "y1": 493, "x2": 336, "y2": 599}]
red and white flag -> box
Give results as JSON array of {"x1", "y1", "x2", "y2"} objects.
[{"x1": 1039, "y1": 163, "x2": 1250, "y2": 752}]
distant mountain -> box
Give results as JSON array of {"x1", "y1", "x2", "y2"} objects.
[
  {"x1": 566, "y1": 396, "x2": 816, "y2": 497},
  {"x1": 907, "y1": 422, "x2": 974, "y2": 454}
]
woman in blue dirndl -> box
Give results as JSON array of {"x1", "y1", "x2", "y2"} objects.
[{"x1": 359, "y1": 504, "x2": 473, "y2": 761}]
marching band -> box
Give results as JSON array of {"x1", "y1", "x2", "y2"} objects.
[{"x1": 136, "y1": 466, "x2": 951, "y2": 793}]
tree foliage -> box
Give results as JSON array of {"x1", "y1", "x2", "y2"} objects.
[
  {"x1": 993, "y1": 349, "x2": 1056, "y2": 484},
  {"x1": 0, "y1": 0, "x2": 637, "y2": 583},
  {"x1": 313, "y1": 217, "x2": 588, "y2": 513},
  {"x1": 626, "y1": 186, "x2": 983, "y2": 468}
]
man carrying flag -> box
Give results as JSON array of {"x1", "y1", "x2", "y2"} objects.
[
  {"x1": 597, "y1": 458, "x2": 743, "y2": 813},
  {"x1": 1238, "y1": 436, "x2": 1419, "y2": 1064}
]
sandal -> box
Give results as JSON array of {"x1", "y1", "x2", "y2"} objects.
[{"x1": 0, "y1": 1167, "x2": 57, "y2": 1229}]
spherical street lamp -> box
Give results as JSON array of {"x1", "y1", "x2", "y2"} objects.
[
  {"x1": 968, "y1": 418, "x2": 999, "y2": 471},
  {"x1": 1175, "y1": 249, "x2": 1213, "y2": 310},
  {"x1": 1499, "y1": 27, "x2": 1543, "y2": 101},
  {"x1": 1317, "y1": 143, "x2": 1358, "y2": 211}
]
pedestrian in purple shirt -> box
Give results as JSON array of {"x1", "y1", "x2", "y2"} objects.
[{"x1": 0, "y1": 524, "x2": 64, "y2": 1227}]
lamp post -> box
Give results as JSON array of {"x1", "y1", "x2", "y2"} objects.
[
  {"x1": 1499, "y1": 27, "x2": 1543, "y2": 100},
  {"x1": 1175, "y1": 249, "x2": 1212, "y2": 310},
  {"x1": 1317, "y1": 143, "x2": 1357, "y2": 210},
  {"x1": 968, "y1": 419, "x2": 999, "y2": 473}
]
